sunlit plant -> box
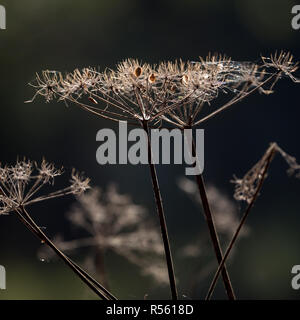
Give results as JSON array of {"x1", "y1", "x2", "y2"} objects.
[{"x1": 20, "y1": 50, "x2": 300, "y2": 300}]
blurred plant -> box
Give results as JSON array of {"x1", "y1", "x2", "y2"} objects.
[
  {"x1": 206, "y1": 143, "x2": 300, "y2": 299},
  {"x1": 39, "y1": 185, "x2": 168, "y2": 289},
  {"x1": 0, "y1": 158, "x2": 115, "y2": 300},
  {"x1": 177, "y1": 177, "x2": 249, "y2": 294},
  {"x1": 178, "y1": 177, "x2": 249, "y2": 238}
]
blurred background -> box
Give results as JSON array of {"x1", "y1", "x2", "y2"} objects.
[{"x1": 0, "y1": 0, "x2": 300, "y2": 300}]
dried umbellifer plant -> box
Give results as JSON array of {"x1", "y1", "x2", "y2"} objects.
[
  {"x1": 0, "y1": 158, "x2": 116, "y2": 300},
  {"x1": 27, "y1": 59, "x2": 200, "y2": 300},
  {"x1": 160, "y1": 51, "x2": 299, "y2": 300},
  {"x1": 206, "y1": 143, "x2": 300, "y2": 299},
  {"x1": 26, "y1": 51, "x2": 299, "y2": 300}
]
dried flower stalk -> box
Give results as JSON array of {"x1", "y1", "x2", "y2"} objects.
[
  {"x1": 207, "y1": 143, "x2": 300, "y2": 299},
  {"x1": 0, "y1": 158, "x2": 115, "y2": 300}
]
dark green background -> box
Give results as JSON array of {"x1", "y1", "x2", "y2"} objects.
[{"x1": 0, "y1": 0, "x2": 300, "y2": 299}]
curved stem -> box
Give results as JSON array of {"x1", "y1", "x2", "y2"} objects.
[
  {"x1": 205, "y1": 149, "x2": 275, "y2": 300},
  {"x1": 142, "y1": 120, "x2": 178, "y2": 300}
]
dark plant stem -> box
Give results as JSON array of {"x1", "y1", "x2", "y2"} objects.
[
  {"x1": 194, "y1": 170, "x2": 236, "y2": 300},
  {"x1": 142, "y1": 120, "x2": 178, "y2": 300},
  {"x1": 205, "y1": 149, "x2": 275, "y2": 300},
  {"x1": 187, "y1": 130, "x2": 235, "y2": 299},
  {"x1": 16, "y1": 206, "x2": 116, "y2": 300}
]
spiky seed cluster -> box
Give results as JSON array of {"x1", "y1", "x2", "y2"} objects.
[
  {"x1": 28, "y1": 71, "x2": 63, "y2": 103},
  {"x1": 39, "y1": 185, "x2": 168, "y2": 284},
  {"x1": 0, "y1": 159, "x2": 90, "y2": 215},
  {"x1": 27, "y1": 52, "x2": 299, "y2": 126},
  {"x1": 163, "y1": 52, "x2": 300, "y2": 127},
  {"x1": 38, "y1": 159, "x2": 62, "y2": 183},
  {"x1": 262, "y1": 51, "x2": 300, "y2": 83},
  {"x1": 70, "y1": 170, "x2": 91, "y2": 195},
  {"x1": 232, "y1": 143, "x2": 300, "y2": 203}
]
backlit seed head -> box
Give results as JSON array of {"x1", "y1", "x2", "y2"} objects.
[
  {"x1": 0, "y1": 159, "x2": 90, "y2": 215},
  {"x1": 26, "y1": 52, "x2": 299, "y2": 126}
]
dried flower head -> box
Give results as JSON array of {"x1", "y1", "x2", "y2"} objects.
[
  {"x1": 26, "y1": 59, "x2": 189, "y2": 125},
  {"x1": 162, "y1": 52, "x2": 299, "y2": 128},
  {"x1": 26, "y1": 71, "x2": 62, "y2": 103},
  {"x1": 27, "y1": 52, "x2": 299, "y2": 128},
  {"x1": 38, "y1": 159, "x2": 62, "y2": 183},
  {"x1": 232, "y1": 143, "x2": 300, "y2": 203},
  {"x1": 261, "y1": 51, "x2": 300, "y2": 83},
  {"x1": 70, "y1": 170, "x2": 91, "y2": 195},
  {"x1": 0, "y1": 158, "x2": 90, "y2": 215},
  {"x1": 39, "y1": 185, "x2": 167, "y2": 285}
]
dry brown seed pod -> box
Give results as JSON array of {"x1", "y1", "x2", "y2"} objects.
[
  {"x1": 149, "y1": 73, "x2": 156, "y2": 83},
  {"x1": 134, "y1": 67, "x2": 142, "y2": 77}
]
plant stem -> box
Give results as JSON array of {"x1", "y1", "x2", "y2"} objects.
[
  {"x1": 142, "y1": 120, "x2": 178, "y2": 300},
  {"x1": 187, "y1": 131, "x2": 235, "y2": 299},
  {"x1": 205, "y1": 149, "x2": 275, "y2": 300},
  {"x1": 194, "y1": 171, "x2": 236, "y2": 300},
  {"x1": 16, "y1": 206, "x2": 116, "y2": 300}
]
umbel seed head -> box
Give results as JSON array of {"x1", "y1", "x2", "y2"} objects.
[
  {"x1": 0, "y1": 158, "x2": 90, "y2": 215},
  {"x1": 26, "y1": 51, "x2": 299, "y2": 126}
]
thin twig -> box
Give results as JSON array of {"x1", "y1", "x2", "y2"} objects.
[{"x1": 194, "y1": 71, "x2": 281, "y2": 126}]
